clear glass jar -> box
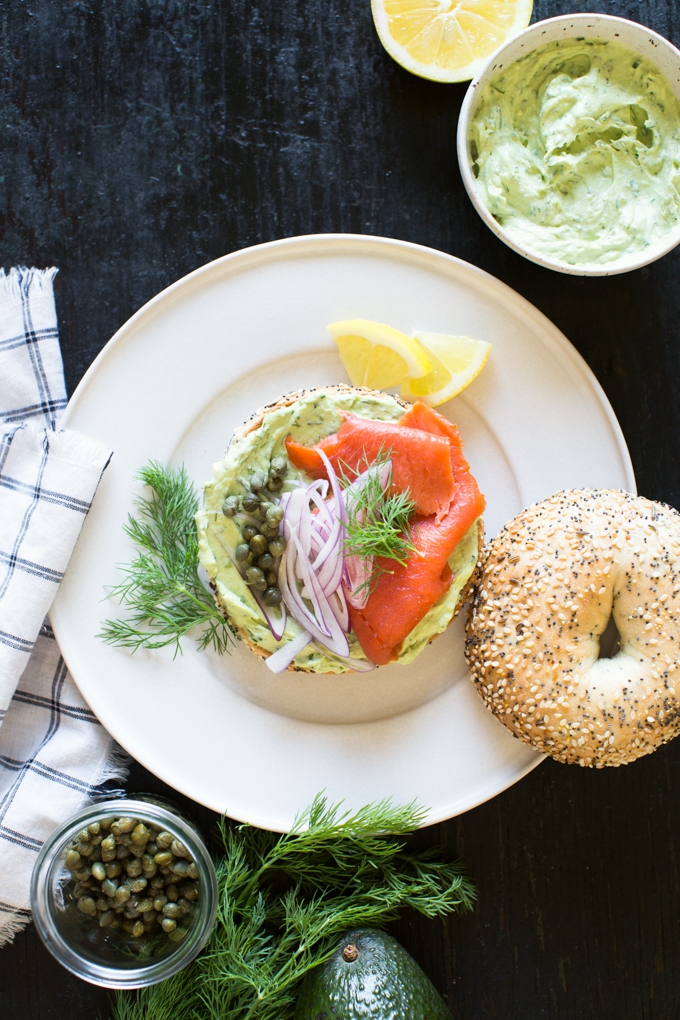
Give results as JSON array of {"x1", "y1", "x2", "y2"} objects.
[{"x1": 31, "y1": 797, "x2": 218, "y2": 988}]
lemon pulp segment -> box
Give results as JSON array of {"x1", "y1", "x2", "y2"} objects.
[
  {"x1": 401, "y1": 332, "x2": 491, "y2": 405},
  {"x1": 328, "y1": 319, "x2": 431, "y2": 389}
]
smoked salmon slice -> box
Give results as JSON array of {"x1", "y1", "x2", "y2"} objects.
[
  {"x1": 286, "y1": 401, "x2": 485, "y2": 666},
  {"x1": 286, "y1": 413, "x2": 456, "y2": 519},
  {"x1": 349, "y1": 403, "x2": 485, "y2": 665}
]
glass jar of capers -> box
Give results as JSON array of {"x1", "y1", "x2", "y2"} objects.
[
  {"x1": 31, "y1": 798, "x2": 217, "y2": 989},
  {"x1": 222, "y1": 456, "x2": 288, "y2": 609}
]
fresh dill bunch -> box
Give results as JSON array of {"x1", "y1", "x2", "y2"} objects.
[
  {"x1": 98, "y1": 461, "x2": 237, "y2": 656},
  {"x1": 341, "y1": 451, "x2": 416, "y2": 597},
  {"x1": 111, "y1": 794, "x2": 475, "y2": 1020}
]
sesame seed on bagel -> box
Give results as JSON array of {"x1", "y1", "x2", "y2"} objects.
[{"x1": 465, "y1": 489, "x2": 680, "y2": 768}]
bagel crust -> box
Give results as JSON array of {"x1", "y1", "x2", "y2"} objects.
[{"x1": 465, "y1": 489, "x2": 680, "y2": 767}]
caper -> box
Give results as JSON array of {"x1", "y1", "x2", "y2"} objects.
[
  {"x1": 91, "y1": 862, "x2": 106, "y2": 882},
  {"x1": 115, "y1": 885, "x2": 131, "y2": 904},
  {"x1": 268, "y1": 536, "x2": 285, "y2": 557},
  {"x1": 146, "y1": 842, "x2": 158, "y2": 856},
  {"x1": 126, "y1": 858, "x2": 143, "y2": 878},
  {"x1": 101, "y1": 834, "x2": 116, "y2": 853},
  {"x1": 187, "y1": 863, "x2": 199, "y2": 880},
  {"x1": 270, "y1": 456, "x2": 288, "y2": 478},
  {"x1": 89, "y1": 847, "x2": 102, "y2": 863},
  {"x1": 241, "y1": 492, "x2": 260, "y2": 513},
  {"x1": 153, "y1": 894, "x2": 168, "y2": 911},
  {"x1": 261, "y1": 524, "x2": 280, "y2": 539},
  {"x1": 166, "y1": 883, "x2": 179, "y2": 902},
  {"x1": 250, "y1": 470, "x2": 268, "y2": 492},
  {"x1": 99, "y1": 910, "x2": 115, "y2": 928},
  {"x1": 64, "y1": 849, "x2": 81, "y2": 871},
  {"x1": 99, "y1": 818, "x2": 113, "y2": 831},
  {"x1": 101, "y1": 878, "x2": 118, "y2": 898},
  {"x1": 262, "y1": 586, "x2": 282, "y2": 607},
  {"x1": 267, "y1": 476, "x2": 282, "y2": 492},
  {"x1": 76, "y1": 841, "x2": 93, "y2": 857},
  {"x1": 171, "y1": 859, "x2": 190, "y2": 878},
  {"x1": 116, "y1": 844, "x2": 131, "y2": 860},
  {"x1": 258, "y1": 552, "x2": 274, "y2": 571},
  {"x1": 142, "y1": 908, "x2": 156, "y2": 923},
  {"x1": 259, "y1": 499, "x2": 274, "y2": 516},
  {"x1": 111, "y1": 816, "x2": 136, "y2": 835},
  {"x1": 131, "y1": 822, "x2": 150, "y2": 846},
  {"x1": 222, "y1": 495, "x2": 240, "y2": 517},
  {"x1": 73, "y1": 867, "x2": 91, "y2": 882},
  {"x1": 245, "y1": 566, "x2": 266, "y2": 588},
  {"x1": 129, "y1": 877, "x2": 148, "y2": 893},
  {"x1": 96, "y1": 897, "x2": 108, "y2": 912},
  {"x1": 265, "y1": 570, "x2": 278, "y2": 586},
  {"x1": 266, "y1": 504, "x2": 284, "y2": 525},
  {"x1": 77, "y1": 828, "x2": 90, "y2": 843},
  {"x1": 179, "y1": 881, "x2": 199, "y2": 901},
  {"x1": 161, "y1": 918, "x2": 177, "y2": 933},
  {"x1": 154, "y1": 851, "x2": 173, "y2": 866},
  {"x1": 235, "y1": 543, "x2": 251, "y2": 564},
  {"x1": 119, "y1": 833, "x2": 133, "y2": 847},
  {"x1": 105, "y1": 861, "x2": 122, "y2": 879},
  {"x1": 156, "y1": 832, "x2": 173, "y2": 849},
  {"x1": 77, "y1": 896, "x2": 97, "y2": 917},
  {"x1": 150, "y1": 875, "x2": 165, "y2": 889},
  {"x1": 177, "y1": 897, "x2": 193, "y2": 916},
  {"x1": 163, "y1": 901, "x2": 182, "y2": 919},
  {"x1": 249, "y1": 534, "x2": 269, "y2": 556},
  {"x1": 130, "y1": 920, "x2": 145, "y2": 938},
  {"x1": 137, "y1": 898, "x2": 153, "y2": 914},
  {"x1": 242, "y1": 524, "x2": 259, "y2": 542}
]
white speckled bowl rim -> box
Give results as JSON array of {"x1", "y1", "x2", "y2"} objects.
[{"x1": 457, "y1": 13, "x2": 680, "y2": 277}]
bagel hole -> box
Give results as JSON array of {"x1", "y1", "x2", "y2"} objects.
[{"x1": 598, "y1": 615, "x2": 620, "y2": 659}]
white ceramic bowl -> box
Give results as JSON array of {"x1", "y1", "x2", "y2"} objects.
[{"x1": 457, "y1": 14, "x2": 680, "y2": 276}]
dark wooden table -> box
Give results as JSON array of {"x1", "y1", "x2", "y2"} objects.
[{"x1": 2, "y1": 0, "x2": 680, "y2": 1017}]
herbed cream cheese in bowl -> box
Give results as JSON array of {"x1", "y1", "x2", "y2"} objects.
[{"x1": 457, "y1": 14, "x2": 680, "y2": 275}]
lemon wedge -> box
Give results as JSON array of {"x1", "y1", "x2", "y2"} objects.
[
  {"x1": 328, "y1": 319, "x2": 432, "y2": 389},
  {"x1": 371, "y1": 0, "x2": 533, "y2": 83},
  {"x1": 401, "y1": 332, "x2": 491, "y2": 406}
]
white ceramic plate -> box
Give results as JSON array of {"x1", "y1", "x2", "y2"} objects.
[{"x1": 51, "y1": 234, "x2": 635, "y2": 831}]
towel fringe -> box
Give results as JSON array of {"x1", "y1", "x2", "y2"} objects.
[
  {"x1": 0, "y1": 910, "x2": 30, "y2": 949},
  {"x1": 0, "y1": 266, "x2": 59, "y2": 305},
  {"x1": 92, "y1": 741, "x2": 131, "y2": 796}
]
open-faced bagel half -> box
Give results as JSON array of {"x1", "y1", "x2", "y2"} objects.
[
  {"x1": 197, "y1": 385, "x2": 484, "y2": 673},
  {"x1": 465, "y1": 489, "x2": 680, "y2": 767}
]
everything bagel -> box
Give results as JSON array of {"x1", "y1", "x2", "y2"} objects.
[{"x1": 465, "y1": 489, "x2": 680, "y2": 767}]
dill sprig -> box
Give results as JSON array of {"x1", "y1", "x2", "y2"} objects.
[
  {"x1": 342, "y1": 452, "x2": 416, "y2": 597},
  {"x1": 98, "y1": 461, "x2": 237, "y2": 656},
  {"x1": 112, "y1": 794, "x2": 475, "y2": 1020}
]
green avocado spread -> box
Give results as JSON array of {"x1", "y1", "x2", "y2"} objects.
[
  {"x1": 196, "y1": 388, "x2": 480, "y2": 673},
  {"x1": 470, "y1": 37, "x2": 680, "y2": 265}
]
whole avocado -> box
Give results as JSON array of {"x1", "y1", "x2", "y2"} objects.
[{"x1": 294, "y1": 928, "x2": 452, "y2": 1020}]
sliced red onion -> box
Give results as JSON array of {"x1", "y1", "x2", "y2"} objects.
[
  {"x1": 265, "y1": 628, "x2": 312, "y2": 673},
  {"x1": 279, "y1": 532, "x2": 349, "y2": 656},
  {"x1": 324, "y1": 649, "x2": 376, "y2": 672}
]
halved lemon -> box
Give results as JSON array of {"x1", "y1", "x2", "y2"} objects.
[
  {"x1": 328, "y1": 319, "x2": 432, "y2": 389},
  {"x1": 400, "y1": 332, "x2": 491, "y2": 406},
  {"x1": 371, "y1": 0, "x2": 533, "y2": 83}
]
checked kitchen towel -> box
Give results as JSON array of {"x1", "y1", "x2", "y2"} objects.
[{"x1": 0, "y1": 267, "x2": 127, "y2": 946}]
